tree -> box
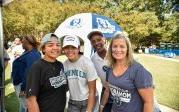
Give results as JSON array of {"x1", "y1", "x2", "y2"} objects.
[
  {"x1": 110, "y1": 11, "x2": 160, "y2": 47},
  {"x1": 3, "y1": 0, "x2": 67, "y2": 40},
  {"x1": 171, "y1": 13, "x2": 179, "y2": 43},
  {"x1": 3, "y1": 0, "x2": 108, "y2": 41},
  {"x1": 3, "y1": 0, "x2": 178, "y2": 47}
]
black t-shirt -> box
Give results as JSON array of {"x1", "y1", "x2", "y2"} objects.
[{"x1": 26, "y1": 59, "x2": 67, "y2": 112}]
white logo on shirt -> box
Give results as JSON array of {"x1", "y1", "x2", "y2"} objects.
[
  {"x1": 49, "y1": 71, "x2": 67, "y2": 88},
  {"x1": 109, "y1": 84, "x2": 131, "y2": 106}
]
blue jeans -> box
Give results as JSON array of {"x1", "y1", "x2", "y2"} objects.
[
  {"x1": 14, "y1": 83, "x2": 27, "y2": 112},
  {"x1": 67, "y1": 99, "x2": 87, "y2": 112},
  {"x1": 68, "y1": 96, "x2": 99, "y2": 112}
]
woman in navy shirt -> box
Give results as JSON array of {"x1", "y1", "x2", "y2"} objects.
[{"x1": 100, "y1": 32, "x2": 154, "y2": 112}]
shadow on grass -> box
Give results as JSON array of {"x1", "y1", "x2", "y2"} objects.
[{"x1": 5, "y1": 91, "x2": 19, "y2": 112}]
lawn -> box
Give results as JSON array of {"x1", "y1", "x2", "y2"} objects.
[
  {"x1": 5, "y1": 63, "x2": 19, "y2": 112},
  {"x1": 135, "y1": 54, "x2": 179, "y2": 110},
  {"x1": 4, "y1": 54, "x2": 179, "y2": 111}
]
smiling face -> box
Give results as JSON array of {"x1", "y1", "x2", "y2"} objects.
[
  {"x1": 90, "y1": 34, "x2": 105, "y2": 53},
  {"x1": 42, "y1": 36, "x2": 61, "y2": 62},
  {"x1": 106, "y1": 32, "x2": 134, "y2": 66},
  {"x1": 14, "y1": 38, "x2": 21, "y2": 45},
  {"x1": 111, "y1": 38, "x2": 128, "y2": 61},
  {"x1": 63, "y1": 45, "x2": 80, "y2": 62}
]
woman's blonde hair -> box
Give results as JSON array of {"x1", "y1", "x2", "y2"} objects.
[{"x1": 106, "y1": 31, "x2": 134, "y2": 67}]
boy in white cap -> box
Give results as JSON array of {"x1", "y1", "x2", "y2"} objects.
[
  {"x1": 62, "y1": 35, "x2": 98, "y2": 112},
  {"x1": 26, "y1": 33, "x2": 68, "y2": 112}
]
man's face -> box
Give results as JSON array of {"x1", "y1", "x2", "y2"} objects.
[
  {"x1": 14, "y1": 38, "x2": 21, "y2": 45},
  {"x1": 90, "y1": 34, "x2": 105, "y2": 53}
]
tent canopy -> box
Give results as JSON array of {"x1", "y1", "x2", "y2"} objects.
[{"x1": 54, "y1": 13, "x2": 122, "y2": 58}]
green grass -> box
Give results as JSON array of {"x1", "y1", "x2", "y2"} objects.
[
  {"x1": 4, "y1": 54, "x2": 179, "y2": 111},
  {"x1": 135, "y1": 54, "x2": 179, "y2": 110},
  {"x1": 5, "y1": 63, "x2": 19, "y2": 112}
]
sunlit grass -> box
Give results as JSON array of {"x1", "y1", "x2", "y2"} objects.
[
  {"x1": 135, "y1": 54, "x2": 179, "y2": 110},
  {"x1": 5, "y1": 63, "x2": 19, "y2": 112}
]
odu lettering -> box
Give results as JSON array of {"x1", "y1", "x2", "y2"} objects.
[{"x1": 65, "y1": 69, "x2": 87, "y2": 78}]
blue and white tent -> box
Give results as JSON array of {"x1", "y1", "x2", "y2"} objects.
[{"x1": 54, "y1": 13, "x2": 122, "y2": 58}]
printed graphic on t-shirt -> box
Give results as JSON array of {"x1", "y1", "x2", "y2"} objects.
[
  {"x1": 64, "y1": 69, "x2": 87, "y2": 79},
  {"x1": 109, "y1": 84, "x2": 131, "y2": 106},
  {"x1": 49, "y1": 71, "x2": 67, "y2": 88}
]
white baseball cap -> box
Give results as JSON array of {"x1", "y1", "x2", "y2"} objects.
[{"x1": 62, "y1": 35, "x2": 80, "y2": 48}]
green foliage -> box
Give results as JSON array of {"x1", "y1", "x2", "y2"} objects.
[
  {"x1": 111, "y1": 11, "x2": 160, "y2": 46},
  {"x1": 3, "y1": 0, "x2": 67, "y2": 40},
  {"x1": 172, "y1": 13, "x2": 179, "y2": 43},
  {"x1": 3, "y1": 0, "x2": 179, "y2": 46},
  {"x1": 102, "y1": 0, "x2": 161, "y2": 12},
  {"x1": 3, "y1": 0, "x2": 104, "y2": 41},
  {"x1": 160, "y1": 16, "x2": 177, "y2": 42}
]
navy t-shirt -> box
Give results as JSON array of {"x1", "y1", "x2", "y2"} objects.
[{"x1": 108, "y1": 61, "x2": 153, "y2": 112}]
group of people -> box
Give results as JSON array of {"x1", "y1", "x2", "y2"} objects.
[{"x1": 9, "y1": 30, "x2": 154, "y2": 112}]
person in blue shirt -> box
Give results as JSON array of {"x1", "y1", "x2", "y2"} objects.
[{"x1": 11, "y1": 35, "x2": 41, "y2": 112}]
